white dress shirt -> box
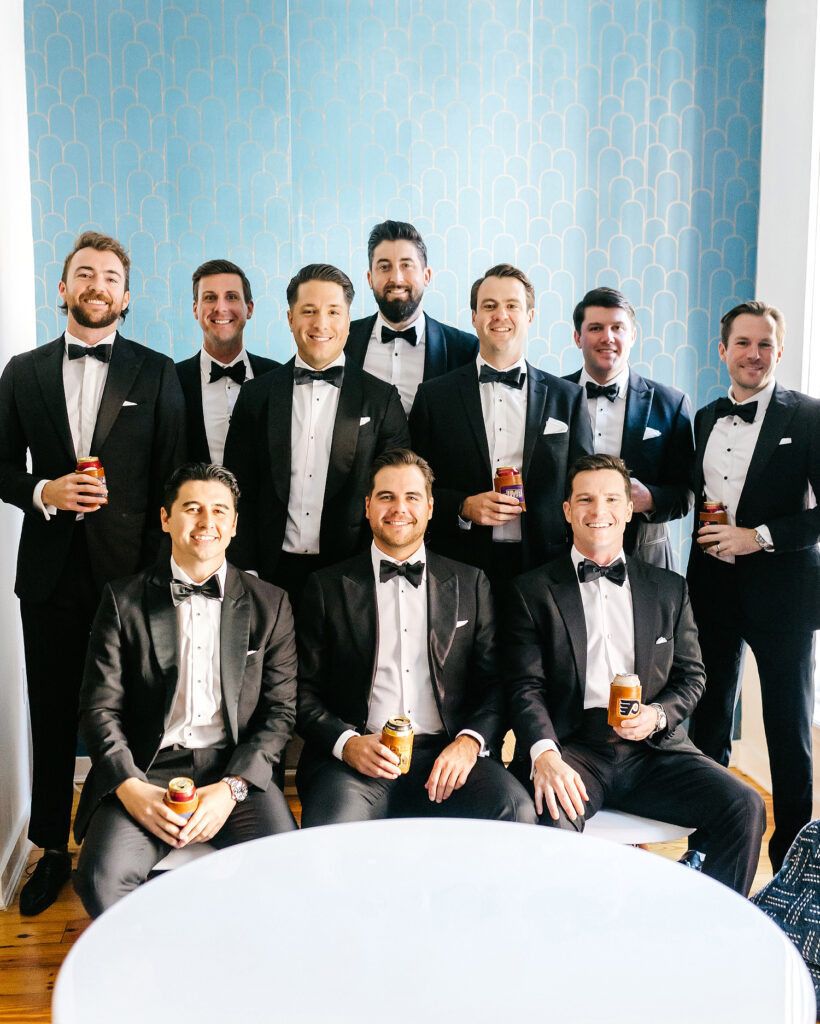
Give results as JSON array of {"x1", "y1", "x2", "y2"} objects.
[
  {"x1": 477, "y1": 355, "x2": 528, "y2": 543},
  {"x1": 579, "y1": 365, "x2": 630, "y2": 456},
  {"x1": 282, "y1": 353, "x2": 345, "y2": 555},
  {"x1": 362, "y1": 309, "x2": 426, "y2": 415},
  {"x1": 199, "y1": 346, "x2": 253, "y2": 465},
  {"x1": 530, "y1": 547, "x2": 634, "y2": 769},
  {"x1": 161, "y1": 557, "x2": 228, "y2": 750}
]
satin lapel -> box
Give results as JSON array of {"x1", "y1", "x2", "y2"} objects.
[
  {"x1": 145, "y1": 566, "x2": 180, "y2": 723},
  {"x1": 267, "y1": 363, "x2": 294, "y2": 507},
  {"x1": 91, "y1": 335, "x2": 144, "y2": 453},
  {"x1": 457, "y1": 366, "x2": 492, "y2": 476},
  {"x1": 693, "y1": 403, "x2": 718, "y2": 499},
  {"x1": 522, "y1": 365, "x2": 548, "y2": 476},
  {"x1": 426, "y1": 556, "x2": 458, "y2": 702},
  {"x1": 628, "y1": 559, "x2": 659, "y2": 686},
  {"x1": 219, "y1": 566, "x2": 251, "y2": 745},
  {"x1": 325, "y1": 368, "x2": 362, "y2": 500},
  {"x1": 347, "y1": 315, "x2": 377, "y2": 367},
  {"x1": 738, "y1": 385, "x2": 796, "y2": 516},
  {"x1": 341, "y1": 557, "x2": 378, "y2": 685},
  {"x1": 423, "y1": 314, "x2": 446, "y2": 379},
  {"x1": 33, "y1": 338, "x2": 75, "y2": 462},
  {"x1": 549, "y1": 560, "x2": 588, "y2": 701},
  {"x1": 620, "y1": 371, "x2": 651, "y2": 468}
]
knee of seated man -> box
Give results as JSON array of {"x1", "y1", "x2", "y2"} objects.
[{"x1": 74, "y1": 850, "x2": 143, "y2": 919}]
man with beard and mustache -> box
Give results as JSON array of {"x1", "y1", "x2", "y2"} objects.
[
  {"x1": 0, "y1": 231, "x2": 185, "y2": 914},
  {"x1": 345, "y1": 221, "x2": 478, "y2": 413}
]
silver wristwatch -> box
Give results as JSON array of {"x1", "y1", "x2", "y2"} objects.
[
  {"x1": 222, "y1": 776, "x2": 249, "y2": 802},
  {"x1": 754, "y1": 530, "x2": 774, "y2": 552},
  {"x1": 650, "y1": 703, "x2": 667, "y2": 736}
]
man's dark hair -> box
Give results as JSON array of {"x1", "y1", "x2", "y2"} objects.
[
  {"x1": 572, "y1": 286, "x2": 636, "y2": 333},
  {"x1": 565, "y1": 453, "x2": 632, "y2": 502},
  {"x1": 192, "y1": 259, "x2": 253, "y2": 304},
  {"x1": 59, "y1": 231, "x2": 130, "y2": 321},
  {"x1": 368, "y1": 448, "x2": 434, "y2": 499},
  {"x1": 367, "y1": 220, "x2": 428, "y2": 268},
  {"x1": 286, "y1": 264, "x2": 355, "y2": 308},
  {"x1": 163, "y1": 463, "x2": 241, "y2": 514},
  {"x1": 720, "y1": 300, "x2": 785, "y2": 348},
  {"x1": 470, "y1": 264, "x2": 535, "y2": 312}
]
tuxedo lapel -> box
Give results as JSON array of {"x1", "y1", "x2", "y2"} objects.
[
  {"x1": 346, "y1": 315, "x2": 377, "y2": 366},
  {"x1": 693, "y1": 403, "x2": 719, "y2": 499},
  {"x1": 620, "y1": 371, "x2": 652, "y2": 468},
  {"x1": 179, "y1": 356, "x2": 209, "y2": 459},
  {"x1": 423, "y1": 314, "x2": 446, "y2": 379},
  {"x1": 426, "y1": 555, "x2": 458, "y2": 702},
  {"x1": 91, "y1": 335, "x2": 145, "y2": 453},
  {"x1": 325, "y1": 368, "x2": 362, "y2": 500},
  {"x1": 737, "y1": 385, "x2": 797, "y2": 516},
  {"x1": 145, "y1": 565, "x2": 180, "y2": 724},
  {"x1": 219, "y1": 566, "x2": 251, "y2": 745},
  {"x1": 267, "y1": 363, "x2": 294, "y2": 506},
  {"x1": 628, "y1": 559, "x2": 660, "y2": 686},
  {"x1": 455, "y1": 366, "x2": 492, "y2": 475},
  {"x1": 33, "y1": 338, "x2": 75, "y2": 462},
  {"x1": 522, "y1": 364, "x2": 548, "y2": 476},
  {"x1": 341, "y1": 555, "x2": 378, "y2": 683},
  {"x1": 548, "y1": 559, "x2": 588, "y2": 700}
]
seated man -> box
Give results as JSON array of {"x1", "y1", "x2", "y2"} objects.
[
  {"x1": 74, "y1": 463, "x2": 297, "y2": 917},
  {"x1": 296, "y1": 448, "x2": 535, "y2": 827},
  {"x1": 506, "y1": 453, "x2": 765, "y2": 895}
]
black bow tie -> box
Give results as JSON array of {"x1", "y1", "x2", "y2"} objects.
[
  {"x1": 67, "y1": 343, "x2": 112, "y2": 363},
  {"x1": 585, "y1": 381, "x2": 619, "y2": 402},
  {"x1": 294, "y1": 365, "x2": 344, "y2": 387},
  {"x1": 170, "y1": 576, "x2": 223, "y2": 605},
  {"x1": 379, "y1": 560, "x2": 424, "y2": 588},
  {"x1": 714, "y1": 397, "x2": 757, "y2": 424},
  {"x1": 210, "y1": 361, "x2": 246, "y2": 385},
  {"x1": 577, "y1": 558, "x2": 626, "y2": 586},
  {"x1": 478, "y1": 365, "x2": 524, "y2": 389},
  {"x1": 381, "y1": 326, "x2": 417, "y2": 345}
]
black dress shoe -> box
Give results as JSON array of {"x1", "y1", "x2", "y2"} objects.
[
  {"x1": 19, "y1": 851, "x2": 72, "y2": 916},
  {"x1": 678, "y1": 849, "x2": 707, "y2": 872}
]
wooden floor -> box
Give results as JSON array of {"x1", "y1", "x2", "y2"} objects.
[{"x1": 0, "y1": 775, "x2": 774, "y2": 1023}]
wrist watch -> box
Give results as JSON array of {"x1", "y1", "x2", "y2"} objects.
[
  {"x1": 222, "y1": 776, "x2": 249, "y2": 802},
  {"x1": 649, "y1": 703, "x2": 667, "y2": 736},
  {"x1": 754, "y1": 530, "x2": 774, "y2": 552}
]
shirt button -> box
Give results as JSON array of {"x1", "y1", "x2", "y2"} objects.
[{"x1": 724, "y1": 476, "x2": 728, "y2": 480}]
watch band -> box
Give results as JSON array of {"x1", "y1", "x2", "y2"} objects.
[
  {"x1": 222, "y1": 776, "x2": 249, "y2": 802},
  {"x1": 754, "y1": 530, "x2": 774, "y2": 552},
  {"x1": 649, "y1": 703, "x2": 667, "y2": 736}
]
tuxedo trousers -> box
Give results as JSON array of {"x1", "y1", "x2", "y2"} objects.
[{"x1": 74, "y1": 746, "x2": 297, "y2": 918}]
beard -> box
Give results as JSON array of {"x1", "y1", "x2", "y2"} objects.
[
  {"x1": 373, "y1": 286, "x2": 423, "y2": 326},
  {"x1": 68, "y1": 293, "x2": 123, "y2": 330}
]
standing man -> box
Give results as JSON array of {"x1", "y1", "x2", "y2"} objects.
[
  {"x1": 296, "y1": 448, "x2": 535, "y2": 827},
  {"x1": 565, "y1": 286, "x2": 694, "y2": 569},
  {"x1": 687, "y1": 301, "x2": 820, "y2": 871},
  {"x1": 73, "y1": 464, "x2": 297, "y2": 918},
  {"x1": 506, "y1": 454, "x2": 765, "y2": 895},
  {"x1": 175, "y1": 259, "x2": 278, "y2": 465},
  {"x1": 224, "y1": 264, "x2": 409, "y2": 607},
  {"x1": 345, "y1": 220, "x2": 478, "y2": 413},
  {"x1": 410, "y1": 264, "x2": 592, "y2": 586},
  {"x1": 0, "y1": 231, "x2": 186, "y2": 914}
]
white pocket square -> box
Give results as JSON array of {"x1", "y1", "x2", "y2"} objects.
[
  {"x1": 655, "y1": 636, "x2": 668, "y2": 645},
  {"x1": 543, "y1": 417, "x2": 568, "y2": 435},
  {"x1": 643, "y1": 427, "x2": 661, "y2": 441},
  {"x1": 123, "y1": 400, "x2": 138, "y2": 407},
  {"x1": 779, "y1": 437, "x2": 792, "y2": 445},
  {"x1": 247, "y1": 649, "x2": 258, "y2": 656},
  {"x1": 456, "y1": 619, "x2": 468, "y2": 627},
  {"x1": 359, "y1": 416, "x2": 370, "y2": 426}
]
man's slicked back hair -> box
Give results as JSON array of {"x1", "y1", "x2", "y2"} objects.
[
  {"x1": 367, "y1": 220, "x2": 428, "y2": 268},
  {"x1": 286, "y1": 264, "x2": 355, "y2": 308},
  {"x1": 368, "y1": 448, "x2": 434, "y2": 499},
  {"x1": 470, "y1": 263, "x2": 535, "y2": 311},
  {"x1": 163, "y1": 462, "x2": 241, "y2": 514},
  {"x1": 565, "y1": 453, "x2": 632, "y2": 502},
  {"x1": 192, "y1": 259, "x2": 253, "y2": 304}
]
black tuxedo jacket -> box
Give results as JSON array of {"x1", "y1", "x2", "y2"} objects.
[
  {"x1": 175, "y1": 350, "x2": 279, "y2": 463},
  {"x1": 565, "y1": 368, "x2": 694, "y2": 566},
  {"x1": 0, "y1": 333, "x2": 186, "y2": 601},
  {"x1": 687, "y1": 382, "x2": 820, "y2": 630},
  {"x1": 506, "y1": 555, "x2": 704, "y2": 767},
  {"x1": 74, "y1": 561, "x2": 297, "y2": 840},
  {"x1": 296, "y1": 549, "x2": 506, "y2": 757},
  {"x1": 345, "y1": 312, "x2": 478, "y2": 380},
  {"x1": 409, "y1": 362, "x2": 593, "y2": 572},
  {"x1": 223, "y1": 358, "x2": 410, "y2": 579}
]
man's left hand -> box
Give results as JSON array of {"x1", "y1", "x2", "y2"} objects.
[
  {"x1": 424, "y1": 735, "x2": 480, "y2": 803},
  {"x1": 613, "y1": 704, "x2": 660, "y2": 742},
  {"x1": 697, "y1": 523, "x2": 761, "y2": 557},
  {"x1": 629, "y1": 478, "x2": 655, "y2": 515},
  {"x1": 177, "y1": 781, "x2": 237, "y2": 846}
]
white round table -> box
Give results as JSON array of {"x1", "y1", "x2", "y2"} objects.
[{"x1": 53, "y1": 819, "x2": 815, "y2": 1023}]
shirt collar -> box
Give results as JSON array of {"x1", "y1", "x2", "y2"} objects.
[
  {"x1": 170, "y1": 556, "x2": 227, "y2": 599},
  {"x1": 294, "y1": 351, "x2": 346, "y2": 371},
  {"x1": 727, "y1": 378, "x2": 775, "y2": 421},
  {"x1": 371, "y1": 540, "x2": 427, "y2": 577},
  {"x1": 374, "y1": 308, "x2": 425, "y2": 343},
  {"x1": 579, "y1": 365, "x2": 630, "y2": 398},
  {"x1": 65, "y1": 329, "x2": 117, "y2": 351},
  {"x1": 200, "y1": 346, "x2": 250, "y2": 378}
]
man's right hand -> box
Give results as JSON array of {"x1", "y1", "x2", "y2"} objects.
[
  {"x1": 42, "y1": 473, "x2": 107, "y2": 512},
  {"x1": 533, "y1": 750, "x2": 588, "y2": 821},
  {"x1": 342, "y1": 734, "x2": 401, "y2": 779},
  {"x1": 460, "y1": 490, "x2": 522, "y2": 526},
  {"x1": 115, "y1": 778, "x2": 187, "y2": 846}
]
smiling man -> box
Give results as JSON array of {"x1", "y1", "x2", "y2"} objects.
[
  {"x1": 175, "y1": 259, "x2": 278, "y2": 464},
  {"x1": 505, "y1": 453, "x2": 764, "y2": 895},
  {"x1": 0, "y1": 231, "x2": 185, "y2": 914},
  {"x1": 296, "y1": 448, "x2": 535, "y2": 826},
  {"x1": 223, "y1": 263, "x2": 409, "y2": 607},
  {"x1": 345, "y1": 221, "x2": 478, "y2": 413},
  {"x1": 72, "y1": 463, "x2": 298, "y2": 918}
]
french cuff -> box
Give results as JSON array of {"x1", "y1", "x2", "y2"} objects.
[
  {"x1": 33, "y1": 479, "x2": 57, "y2": 520},
  {"x1": 755, "y1": 525, "x2": 774, "y2": 552},
  {"x1": 457, "y1": 509, "x2": 472, "y2": 531},
  {"x1": 332, "y1": 729, "x2": 359, "y2": 761},
  {"x1": 530, "y1": 738, "x2": 559, "y2": 778},
  {"x1": 456, "y1": 729, "x2": 488, "y2": 756}
]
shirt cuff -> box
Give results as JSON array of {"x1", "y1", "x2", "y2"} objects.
[
  {"x1": 457, "y1": 512, "x2": 472, "y2": 531},
  {"x1": 33, "y1": 480, "x2": 56, "y2": 520},
  {"x1": 456, "y1": 729, "x2": 487, "y2": 756},
  {"x1": 755, "y1": 525, "x2": 774, "y2": 551},
  {"x1": 333, "y1": 729, "x2": 359, "y2": 761},
  {"x1": 530, "y1": 739, "x2": 559, "y2": 778}
]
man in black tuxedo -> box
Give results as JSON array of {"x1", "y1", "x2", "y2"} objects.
[
  {"x1": 175, "y1": 259, "x2": 278, "y2": 464},
  {"x1": 224, "y1": 263, "x2": 409, "y2": 607},
  {"x1": 687, "y1": 301, "x2": 820, "y2": 871},
  {"x1": 506, "y1": 454, "x2": 764, "y2": 894},
  {"x1": 73, "y1": 463, "x2": 297, "y2": 917},
  {"x1": 345, "y1": 220, "x2": 478, "y2": 413},
  {"x1": 564, "y1": 286, "x2": 694, "y2": 569},
  {"x1": 410, "y1": 263, "x2": 592, "y2": 586},
  {"x1": 0, "y1": 232, "x2": 186, "y2": 914},
  {"x1": 296, "y1": 448, "x2": 535, "y2": 827}
]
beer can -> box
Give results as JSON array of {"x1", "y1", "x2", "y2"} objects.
[
  {"x1": 494, "y1": 466, "x2": 526, "y2": 511},
  {"x1": 76, "y1": 456, "x2": 108, "y2": 505},
  {"x1": 381, "y1": 716, "x2": 414, "y2": 774},
  {"x1": 164, "y1": 777, "x2": 199, "y2": 819},
  {"x1": 607, "y1": 673, "x2": 642, "y2": 726}
]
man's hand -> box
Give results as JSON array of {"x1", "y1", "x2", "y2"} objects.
[
  {"x1": 629, "y1": 478, "x2": 655, "y2": 515},
  {"x1": 424, "y1": 734, "x2": 480, "y2": 803},
  {"x1": 342, "y1": 734, "x2": 401, "y2": 779},
  {"x1": 42, "y1": 472, "x2": 107, "y2": 512},
  {"x1": 697, "y1": 523, "x2": 761, "y2": 557},
  {"x1": 613, "y1": 704, "x2": 660, "y2": 742},
  {"x1": 177, "y1": 782, "x2": 237, "y2": 846},
  {"x1": 116, "y1": 778, "x2": 187, "y2": 846},
  {"x1": 460, "y1": 491, "x2": 522, "y2": 526},
  {"x1": 532, "y1": 749, "x2": 588, "y2": 821}
]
